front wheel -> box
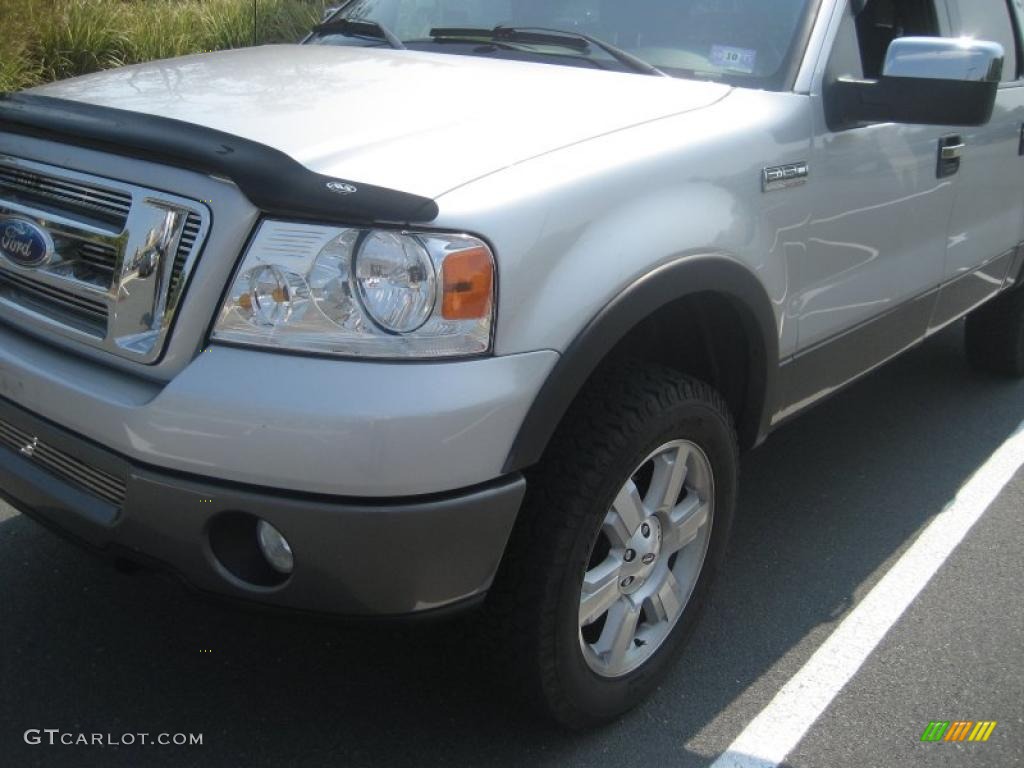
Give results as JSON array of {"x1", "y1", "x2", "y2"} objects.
[
  {"x1": 577, "y1": 437, "x2": 717, "y2": 680},
  {"x1": 486, "y1": 365, "x2": 738, "y2": 728}
]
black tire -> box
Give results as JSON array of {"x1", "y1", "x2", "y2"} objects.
[
  {"x1": 965, "y1": 288, "x2": 1024, "y2": 377},
  {"x1": 485, "y1": 364, "x2": 738, "y2": 729}
]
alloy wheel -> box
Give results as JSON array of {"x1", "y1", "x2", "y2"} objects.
[{"x1": 578, "y1": 440, "x2": 715, "y2": 678}]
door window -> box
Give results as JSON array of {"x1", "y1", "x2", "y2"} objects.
[
  {"x1": 827, "y1": 0, "x2": 941, "y2": 81},
  {"x1": 947, "y1": 0, "x2": 1020, "y2": 80}
]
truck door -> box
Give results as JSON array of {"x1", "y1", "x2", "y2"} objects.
[
  {"x1": 776, "y1": 0, "x2": 961, "y2": 417},
  {"x1": 797, "y1": 0, "x2": 956, "y2": 354},
  {"x1": 931, "y1": 0, "x2": 1024, "y2": 328}
]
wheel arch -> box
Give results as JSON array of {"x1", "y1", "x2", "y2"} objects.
[{"x1": 502, "y1": 254, "x2": 780, "y2": 473}]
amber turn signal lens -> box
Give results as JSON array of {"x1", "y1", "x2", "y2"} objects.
[
  {"x1": 442, "y1": 247, "x2": 494, "y2": 320},
  {"x1": 237, "y1": 287, "x2": 288, "y2": 311}
]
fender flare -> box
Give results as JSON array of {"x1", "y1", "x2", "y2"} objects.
[{"x1": 503, "y1": 254, "x2": 780, "y2": 473}]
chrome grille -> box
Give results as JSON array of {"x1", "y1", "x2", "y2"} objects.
[
  {"x1": 0, "y1": 156, "x2": 210, "y2": 363},
  {"x1": 0, "y1": 164, "x2": 131, "y2": 227},
  {"x1": 0, "y1": 416, "x2": 126, "y2": 507}
]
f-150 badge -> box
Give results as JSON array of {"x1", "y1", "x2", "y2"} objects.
[{"x1": 762, "y1": 162, "x2": 809, "y2": 192}]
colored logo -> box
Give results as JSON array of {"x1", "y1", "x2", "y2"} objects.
[
  {"x1": 0, "y1": 216, "x2": 53, "y2": 268},
  {"x1": 921, "y1": 721, "x2": 997, "y2": 743}
]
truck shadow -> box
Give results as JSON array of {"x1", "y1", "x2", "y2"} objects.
[{"x1": 1, "y1": 324, "x2": 1021, "y2": 768}]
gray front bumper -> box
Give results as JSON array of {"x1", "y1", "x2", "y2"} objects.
[
  {"x1": 0, "y1": 395, "x2": 525, "y2": 617},
  {"x1": 0, "y1": 320, "x2": 556, "y2": 497}
]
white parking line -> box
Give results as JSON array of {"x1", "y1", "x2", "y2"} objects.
[{"x1": 711, "y1": 420, "x2": 1024, "y2": 768}]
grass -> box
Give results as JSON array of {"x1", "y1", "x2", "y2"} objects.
[{"x1": 0, "y1": 0, "x2": 332, "y2": 91}]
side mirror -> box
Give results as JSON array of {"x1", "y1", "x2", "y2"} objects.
[
  {"x1": 825, "y1": 37, "x2": 1003, "y2": 131},
  {"x1": 882, "y1": 36, "x2": 1004, "y2": 82}
]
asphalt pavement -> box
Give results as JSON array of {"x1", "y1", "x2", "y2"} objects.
[{"x1": 1, "y1": 323, "x2": 1021, "y2": 768}]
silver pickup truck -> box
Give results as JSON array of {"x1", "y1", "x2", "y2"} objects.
[{"x1": 1, "y1": 0, "x2": 1023, "y2": 728}]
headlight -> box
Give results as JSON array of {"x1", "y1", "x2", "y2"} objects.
[
  {"x1": 355, "y1": 231, "x2": 436, "y2": 333},
  {"x1": 212, "y1": 221, "x2": 495, "y2": 358}
]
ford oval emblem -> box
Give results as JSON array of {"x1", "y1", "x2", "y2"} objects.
[
  {"x1": 326, "y1": 181, "x2": 358, "y2": 196},
  {"x1": 0, "y1": 217, "x2": 53, "y2": 268}
]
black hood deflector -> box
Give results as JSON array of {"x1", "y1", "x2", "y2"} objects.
[{"x1": 0, "y1": 93, "x2": 439, "y2": 225}]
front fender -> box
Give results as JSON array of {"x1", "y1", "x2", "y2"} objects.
[
  {"x1": 429, "y1": 88, "x2": 812, "y2": 471},
  {"x1": 503, "y1": 253, "x2": 779, "y2": 472}
]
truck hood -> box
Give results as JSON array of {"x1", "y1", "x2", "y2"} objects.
[{"x1": 30, "y1": 45, "x2": 730, "y2": 200}]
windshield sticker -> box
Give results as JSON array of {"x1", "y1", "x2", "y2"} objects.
[{"x1": 710, "y1": 45, "x2": 757, "y2": 74}]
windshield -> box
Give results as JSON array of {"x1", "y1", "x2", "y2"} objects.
[{"x1": 307, "y1": 0, "x2": 819, "y2": 89}]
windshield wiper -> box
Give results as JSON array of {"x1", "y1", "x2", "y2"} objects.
[
  {"x1": 429, "y1": 26, "x2": 667, "y2": 77},
  {"x1": 314, "y1": 18, "x2": 406, "y2": 50}
]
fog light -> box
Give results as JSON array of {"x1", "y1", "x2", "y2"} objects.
[{"x1": 256, "y1": 520, "x2": 294, "y2": 575}]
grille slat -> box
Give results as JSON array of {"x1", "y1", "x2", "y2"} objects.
[
  {"x1": 0, "y1": 418, "x2": 126, "y2": 507},
  {"x1": 0, "y1": 271, "x2": 107, "y2": 318},
  {"x1": 0, "y1": 271, "x2": 108, "y2": 335},
  {"x1": 0, "y1": 171, "x2": 131, "y2": 211},
  {"x1": 0, "y1": 422, "x2": 125, "y2": 505},
  {"x1": 0, "y1": 167, "x2": 131, "y2": 227},
  {"x1": 32, "y1": 444, "x2": 121, "y2": 490},
  {"x1": 74, "y1": 241, "x2": 118, "y2": 280},
  {"x1": 169, "y1": 213, "x2": 202, "y2": 298}
]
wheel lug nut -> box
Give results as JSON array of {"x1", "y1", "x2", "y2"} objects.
[
  {"x1": 620, "y1": 576, "x2": 635, "y2": 588},
  {"x1": 624, "y1": 549, "x2": 636, "y2": 563},
  {"x1": 641, "y1": 523, "x2": 651, "y2": 538}
]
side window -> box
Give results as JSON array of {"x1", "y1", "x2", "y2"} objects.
[
  {"x1": 857, "y1": 0, "x2": 941, "y2": 78},
  {"x1": 947, "y1": 0, "x2": 1020, "y2": 81},
  {"x1": 827, "y1": 6, "x2": 865, "y2": 80},
  {"x1": 827, "y1": 0, "x2": 940, "y2": 81}
]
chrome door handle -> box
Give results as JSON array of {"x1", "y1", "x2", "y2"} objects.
[
  {"x1": 938, "y1": 135, "x2": 965, "y2": 178},
  {"x1": 941, "y1": 143, "x2": 966, "y2": 161}
]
